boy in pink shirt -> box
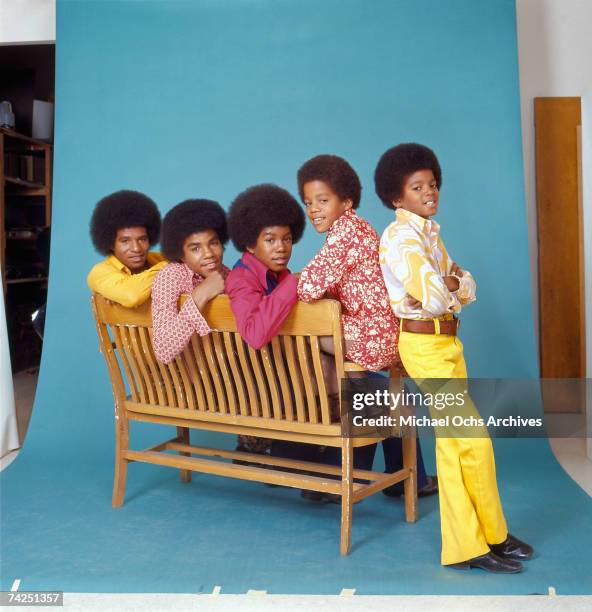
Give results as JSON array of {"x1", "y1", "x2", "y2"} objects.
[
  {"x1": 226, "y1": 184, "x2": 326, "y2": 483},
  {"x1": 225, "y1": 184, "x2": 304, "y2": 349}
]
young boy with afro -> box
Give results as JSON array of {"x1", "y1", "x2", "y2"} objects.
[
  {"x1": 88, "y1": 190, "x2": 166, "y2": 307},
  {"x1": 225, "y1": 184, "x2": 305, "y2": 349},
  {"x1": 225, "y1": 183, "x2": 324, "y2": 475},
  {"x1": 296, "y1": 154, "x2": 436, "y2": 499},
  {"x1": 151, "y1": 198, "x2": 229, "y2": 364},
  {"x1": 375, "y1": 143, "x2": 533, "y2": 573}
]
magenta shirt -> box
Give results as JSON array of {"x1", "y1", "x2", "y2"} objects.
[{"x1": 225, "y1": 251, "x2": 298, "y2": 349}]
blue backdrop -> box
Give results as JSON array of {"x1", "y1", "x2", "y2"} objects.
[{"x1": 7, "y1": 0, "x2": 582, "y2": 597}]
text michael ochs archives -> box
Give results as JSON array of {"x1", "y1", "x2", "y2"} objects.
[{"x1": 350, "y1": 389, "x2": 544, "y2": 429}]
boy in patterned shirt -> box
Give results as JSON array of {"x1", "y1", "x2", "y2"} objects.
[
  {"x1": 151, "y1": 199, "x2": 228, "y2": 364},
  {"x1": 297, "y1": 154, "x2": 436, "y2": 499},
  {"x1": 375, "y1": 143, "x2": 533, "y2": 573}
]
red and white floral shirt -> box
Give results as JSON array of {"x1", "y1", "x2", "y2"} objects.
[
  {"x1": 151, "y1": 261, "x2": 230, "y2": 364},
  {"x1": 298, "y1": 209, "x2": 399, "y2": 371}
]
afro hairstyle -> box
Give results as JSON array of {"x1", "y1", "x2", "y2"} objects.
[
  {"x1": 297, "y1": 154, "x2": 362, "y2": 208},
  {"x1": 374, "y1": 143, "x2": 442, "y2": 209},
  {"x1": 227, "y1": 184, "x2": 305, "y2": 252},
  {"x1": 160, "y1": 199, "x2": 228, "y2": 261},
  {"x1": 90, "y1": 190, "x2": 161, "y2": 255}
]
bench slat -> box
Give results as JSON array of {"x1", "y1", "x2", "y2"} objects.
[
  {"x1": 189, "y1": 335, "x2": 216, "y2": 411},
  {"x1": 180, "y1": 340, "x2": 205, "y2": 410},
  {"x1": 212, "y1": 332, "x2": 236, "y2": 415},
  {"x1": 223, "y1": 332, "x2": 247, "y2": 416},
  {"x1": 282, "y1": 336, "x2": 305, "y2": 423},
  {"x1": 234, "y1": 335, "x2": 260, "y2": 417},
  {"x1": 112, "y1": 326, "x2": 140, "y2": 403},
  {"x1": 138, "y1": 327, "x2": 166, "y2": 406},
  {"x1": 200, "y1": 334, "x2": 226, "y2": 414},
  {"x1": 295, "y1": 336, "x2": 318, "y2": 424},
  {"x1": 248, "y1": 345, "x2": 271, "y2": 418},
  {"x1": 271, "y1": 337, "x2": 293, "y2": 421},
  {"x1": 260, "y1": 345, "x2": 281, "y2": 420}
]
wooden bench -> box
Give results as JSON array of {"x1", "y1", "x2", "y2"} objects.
[{"x1": 91, "y1": 293, "x2": 418, "y2": 555}]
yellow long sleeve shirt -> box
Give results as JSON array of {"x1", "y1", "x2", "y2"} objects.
[{"x1": 87, "y1": 252, "x2": 167, "y2": 308}]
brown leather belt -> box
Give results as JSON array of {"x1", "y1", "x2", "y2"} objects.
[{"x1": 401, "y1": 318, "x2": 459, "y2": 335}]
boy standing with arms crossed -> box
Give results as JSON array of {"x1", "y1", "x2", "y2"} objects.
[{"x1": 375, "y1": 143, "x2": 533, "y2": 573}]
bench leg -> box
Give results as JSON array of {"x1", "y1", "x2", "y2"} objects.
[
  {"x1": 177, "y1": 427, "x2": 192, "y2": 483},
  {"x1": 402, "y1": 431, "x2": 418, "y2": 523},
  {"x1": 112, "y1": 417, "x2": 129, "y2": 507},
  {"x1": 340, "y1": 437, "x2": 353, "y2": 556}
]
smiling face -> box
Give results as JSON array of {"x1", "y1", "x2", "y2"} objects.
[
  {"x1": 393, "y1": 169, "x2": 439, "y2": 218},
  {"x1": 112, "y1": 226, "x2": 150, "y2": 272},
  {"x1": 181, "y1": 229, "x2": 224, "y2": 277},
  {"x1": 248, "y1": 225, "x2": 293, "y2": 273},
  {"x1": 302, "y1": 180, "x2": 352, "y2": 233}
]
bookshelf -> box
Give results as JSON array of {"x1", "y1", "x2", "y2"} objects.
[{"x1": 1, "y1": 127, "x2": 52, "y2": 293}]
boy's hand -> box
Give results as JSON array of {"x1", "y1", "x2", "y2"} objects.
[
  {"x1": 191, "y1": 271, "x2": 225, "y2": 309},
  {"x1": 405, "y1": 294, "x2": 422, "y2": 309},
  {"x1": 450, "y1": 262, "x2": 463, "y2": 277},
  {"x1": 443, "y1": 276, "x2": 460, "y2": 292}
]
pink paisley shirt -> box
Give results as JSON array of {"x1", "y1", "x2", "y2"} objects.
[
  {"x1": 297, "y1": 209, "x2": 398, "y2": 371},
  {"x1": 151, "y1": 261, "x2": 230, "y2": 364}
]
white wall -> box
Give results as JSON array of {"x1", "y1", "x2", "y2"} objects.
[
  {"x1": 582, "y1": 88, "x2": 592, "y2": 459},
  {"x1": 515, "y1": 0, "x2": 592, "y2": 360},
  {"x1": 0, "y1": 0, "x2": 55, "y2": 44}
]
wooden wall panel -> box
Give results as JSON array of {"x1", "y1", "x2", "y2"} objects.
[{"x1": 535, "y1": 97, "x2": 584, "y2": 412}]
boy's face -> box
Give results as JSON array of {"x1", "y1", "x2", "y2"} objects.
[
  {"x1": 248, "y1": 225, "x2": 293, "y2": 273},
  {"x1": 181, "y1": 229, "x2": 224, "y2": 277},
  {"x1": 392, "y1": 169, "x2": 439, "y2": 219},
  {"x1": 112, "y1": 226, "x2": 150, "y2": 272},
  {"x1": 302, "y1": 180, "x2": 352, "y2": 233}
]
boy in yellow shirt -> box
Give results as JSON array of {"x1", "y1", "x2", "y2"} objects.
[
  {"x1": 87, "y1": 190, "x2": 166, "y2": 307},
  {"x1": 375, "y1": 143, "x2": 533, "y2": 573}
]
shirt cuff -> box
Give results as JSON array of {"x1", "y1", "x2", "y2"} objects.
[
  {"x1": 455, "y1": 274, "x2": 476, "y2": 303},
  {"x1": 182, "y1": 294, "x2": 212, "y2": 335}
]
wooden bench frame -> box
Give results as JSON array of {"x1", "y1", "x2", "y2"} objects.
[{"x1": 92, "y1": 293, "x2": 418, "y2": 555}]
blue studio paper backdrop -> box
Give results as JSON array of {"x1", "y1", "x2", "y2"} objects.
[
  {"x1": 40, "y1": 0, "x2": 535, "y2": 463},
  {"x1": 9, "y1": 0, "x2": 592, "y2": 598}
]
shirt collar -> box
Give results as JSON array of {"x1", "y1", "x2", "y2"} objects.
[
  {"x1": 241, "y1": 251, "x2": 285, "y2": 288},
  {"x1": 328, "y1": 208, "x2": 356, "y2": 232},
  {"x1": 395, "y1": 208, "x2": 440, "y2": 236},
  {"x1": 180, "y1": 261, "x2": 201, "y2": 281},
  {"x1": 106, "y1": 254, "x2": 131, "y2": 275},
  {"x1": 106, "y1": 251, "x2": 163, "y2": 275}
]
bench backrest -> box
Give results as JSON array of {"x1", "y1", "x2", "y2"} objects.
[{"x1": 92, "y1": 294, "x2": 346, "y2": 429}]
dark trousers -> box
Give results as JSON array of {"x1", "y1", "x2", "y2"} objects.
[
  {"x1": 324, "y1": 438, "x2": 429, "y2": 495},
  {"x1": 270, "y1": 440, "x2": 323, "y2": 463}
]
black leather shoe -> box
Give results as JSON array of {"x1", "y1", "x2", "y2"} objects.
[
  {"x1": 490, "y1": 534, "x2": 534, "y2": 561},
  {"x1": 450, "y1": 552, "x2": 523, "y2": 573},
  {"x1": 382, "y1": 475, "x2": 438, "y2": 498},
  {"x1": 301, "y1": 490, "x2": 362, "y2": 505},
  {"x1": 300, "y1": 489, "x2": 325, "y2": 502},
  {"x1": 418, "y1": 475, "x2": 438, "y2": 497}
]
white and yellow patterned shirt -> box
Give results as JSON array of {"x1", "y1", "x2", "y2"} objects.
[{"x1": 379, "y1": 209, "x2": 476, "y2": 320}]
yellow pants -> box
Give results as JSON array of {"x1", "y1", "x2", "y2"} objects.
[{"x1": 398, "y1": 324, "x2": 508, "y2": 565}]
